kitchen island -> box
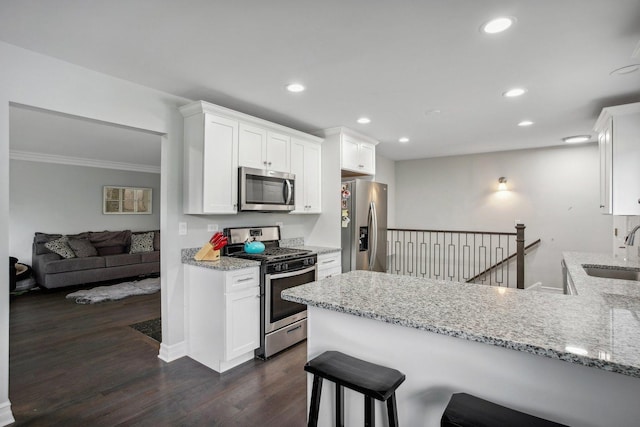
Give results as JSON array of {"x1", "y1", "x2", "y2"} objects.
[{"x1": 282, "y1": 256, "x2": 640, "y2": 427}]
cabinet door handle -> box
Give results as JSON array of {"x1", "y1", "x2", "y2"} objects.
[
  {"x1": 263, "y1": 161, "x2": 267, "y2": 165},
  {"x1": 322, "y1": 259, "x2": 336, "y2": 264},
  {"x1": 268, "y1": 161, "x2": 272, "y2": 166},
  {"x1": 237, "y1": 277, "x2": 254, "y2": 283},
  {"x1": 600, "y1": 205, "x2": 605, "y2": 208}
]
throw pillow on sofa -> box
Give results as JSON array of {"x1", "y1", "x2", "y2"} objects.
[
  {"x1": 68, "y1": 238, "x2": 98, "y2": 257},
  {"x1": 44, "y1": 237, "x2": 76, "y2": 259},
  {"x1": 130, "y1": 232, "x2": 154, "y2": 254}
]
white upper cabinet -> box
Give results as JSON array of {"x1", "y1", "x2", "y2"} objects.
[
  {"x1": 595, "y1": 102, "x2": 640, "y2": 215},
  {"x1": 291, "y1": 138, "x2": 321, "y2": 214},
  {"x1": 339, "y1": 130, "x2": 377, "y2": 176},
  {"x1": 180, "y1": 101, "x2": 322, "y2": 214},
  {"x1": 181, "y1": 108, "x2": 239, "y2": 215},
  {"x1": 239, "y1": 124, "x2": 290, "y2": 173},
  {"x1": 238, "y1": 124, "x2": 266, "y2": 170}
]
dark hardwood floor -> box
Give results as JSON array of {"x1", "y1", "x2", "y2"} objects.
[{"x1": 9, "y1": 287, "x2": 307, "y2": 426}]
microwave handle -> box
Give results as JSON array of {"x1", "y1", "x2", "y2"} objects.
[{"x1": 284, "y1": 179, "x2": 293, "y2": 205}]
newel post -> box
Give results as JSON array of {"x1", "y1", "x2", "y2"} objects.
[{"x1": 515, "y1": 224, "x2": 525, "y2": 289}]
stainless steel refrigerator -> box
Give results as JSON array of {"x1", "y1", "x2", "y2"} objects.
[{"x1": 341, "y1": 180, "x2": 388, "y2": 272}]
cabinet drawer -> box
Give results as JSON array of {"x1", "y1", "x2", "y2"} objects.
[
  {"x1": 225, "y1": 268, "x2": 260, "y2": 293},
  {"x1": 317, "y1": 252, "x2": 341, "y2": 269},
  {"x1": 318, "y1": 265, "x2": 342, "y2": 280}
]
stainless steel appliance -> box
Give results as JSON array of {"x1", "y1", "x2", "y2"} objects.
[
  {"x1": 223, "y1": 226, "x2": 316, "y2": 358},
  {"x1": 341, "y1": 180, "x2": 388, "y2": 272},
  {"x1": 238, "y1": 167, "x2": 295, "y2": 212}
]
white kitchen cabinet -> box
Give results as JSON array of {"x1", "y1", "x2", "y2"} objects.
[
  {"x1": 595, "y1": 103, "x2": 640, "y2": 215},
  {"x1": 185, "y1": 265, "x2": 260, "y2": 373},
  {"x1": 317, "y1": 251, "x2": 341, "y2": 279},
  {"x1": 181, "y1": 100, "x2": 322, "y2": 214},
  {"x1": 239, "y1": 123, "x2": 290, "y2": 173},
  {"x1": 341, "y1": 133, "x2": 376, "y2": 175},
  {"x1": 180, "y1": 103, "x2": 239, "y2": 214},
  {"x1": 291, "y1": 138, "x2": 321, "y2": 214},
  {"x1": 225, "y1": 286, "x2": 261, "y2": 360}
]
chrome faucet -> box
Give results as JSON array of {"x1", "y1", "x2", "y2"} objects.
[{"x1": 625, "y1": 225, "x2": 640, "y2": 246}]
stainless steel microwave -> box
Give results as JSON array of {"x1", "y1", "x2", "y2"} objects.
[{"x1": 238, "y1": 167, "x2": 295, "y2": 212}]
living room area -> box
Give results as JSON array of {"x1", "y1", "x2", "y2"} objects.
[
  {"x1": 6, "y1": 105, "x2": 177, "y2": 423},
  {"x1": 9, "y1": 104, "x2": 162, "y2": 292}
]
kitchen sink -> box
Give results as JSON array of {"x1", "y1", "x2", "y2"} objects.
[{"x1": 583, "y1": 266, "x2": 640, "y2": 281}]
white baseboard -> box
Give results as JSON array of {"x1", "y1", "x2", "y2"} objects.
[
  {"x1": 0, "y1": 400, "x2": 15, "y2": 427},
  {"x1": 158, "y1": 341, "x2": 187, "y2": 363}
]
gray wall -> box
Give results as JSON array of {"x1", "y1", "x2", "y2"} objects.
[
  {"x1": 374, "y1": 153, "x2": 396, "y2": 227},
  {"x1": 9, "y1": 159, "x2": 160, "y2": 264},
  {"x1": 394, "y1": 143, "x2": 612, "y2": 288}
]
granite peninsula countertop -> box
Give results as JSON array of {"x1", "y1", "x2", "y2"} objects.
[
  {"x1": 181, "y1": 248, "x2": 260, "y2": 271},
  {"x1": 283, "y1": 253, "x2": 640, "y2": 379}
]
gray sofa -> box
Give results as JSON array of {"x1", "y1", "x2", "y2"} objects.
[{"x1": 32, "y1": 230, "x2": 160, "y2": 289}]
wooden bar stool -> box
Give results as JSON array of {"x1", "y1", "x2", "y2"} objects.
[
  {"x1": 441, "y1": 393, "x2": 568, "y2": 427},
  {"x1": 304, "y1": 351, "x2": 406, "y2": 427}
]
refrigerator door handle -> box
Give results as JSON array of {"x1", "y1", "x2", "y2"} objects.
[{"x1": 368, "y1": 201, "x2": 378, "y2": 270}]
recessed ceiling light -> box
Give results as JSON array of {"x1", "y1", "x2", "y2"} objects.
[
  {"x1": 610, "y1": 64, "x2": 640, "y2": 75},
  {"x1": 285, "y1": 83, "x2": 305, "y2": 93},
  {"x1": 357, "y1": 117, "x2": 371, "y2": 124},
  {"x1": 424, "y1": 109, "x2": 441, "y2": 116},
  {"x1": 482, "y1": 17, "x2": 515, "y2": 34},
  {"x1": 503, "y1": 87, "x2": 527, "y2": 97},
  {"x1": 562, "y1": 135, "x2": 591, "y2": 144},
  {"x1": 398, "y1": 137, "x2": 410, "y2": 143},
  {"x1": 518, "y1": 120, "x2": 534, "y2": 127}
]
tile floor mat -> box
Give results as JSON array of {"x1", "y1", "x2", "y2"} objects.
[{"x1": 129, "y1": 317, "x2": 161, "y2": 342}]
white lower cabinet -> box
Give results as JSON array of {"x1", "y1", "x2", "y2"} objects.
[
  {"x1": 185, "y1": 265, "x2": 260, "y2": 373},
  {"x1": 317, "y1": 252, "x2": 342, "y2": 279}
]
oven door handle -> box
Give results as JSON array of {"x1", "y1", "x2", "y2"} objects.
[{"x1": 266, "y1": 265, "x2": 317, "y2": 280}]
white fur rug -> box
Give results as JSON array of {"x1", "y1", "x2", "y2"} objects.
[{"x1": 66, "y1": 277, "x2": 160, "y2": 304}]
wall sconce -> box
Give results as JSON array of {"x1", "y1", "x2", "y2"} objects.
[{"x1": 498, "y1": 177, "x2": 508, "y2": 191}]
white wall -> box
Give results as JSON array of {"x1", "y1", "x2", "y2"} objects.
[
  {"x1": 9, "y1": 160, "x2": 160, "y2": 264},
  {"x1": 394, "y1": 143, "x2": 612, "y2": 288}
]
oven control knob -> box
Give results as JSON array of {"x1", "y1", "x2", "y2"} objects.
[
  {"x1": 283, "y1": 263, "x2": 289, "y2": 270},
  {"x1": 274, "y1": 264, "x2": 282, "y2": 272}
]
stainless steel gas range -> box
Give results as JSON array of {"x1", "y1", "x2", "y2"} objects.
[{"x1": 223, "y1": 226, "x2": 317, "y2": 359}]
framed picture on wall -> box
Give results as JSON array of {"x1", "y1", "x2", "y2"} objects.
[{"x1": 103, "y1": 186, "x2": 152, "y2": 214}]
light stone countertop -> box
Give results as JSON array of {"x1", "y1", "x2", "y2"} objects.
[
  {"x1": 292, "y1": 245, "x2": 341, "y2": 256},
  {"x1": 283, "y1": 252, "x2": 640, "y2": 378},
  {"x1": 181, "y1": 248, "x2": 260, "y2": 271}
]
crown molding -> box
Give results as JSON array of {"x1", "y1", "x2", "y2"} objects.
[{"x1": 9, "y1": 150, "x2": 161, "y2": 174}]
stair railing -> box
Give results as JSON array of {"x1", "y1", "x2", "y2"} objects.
[{"x1": 387, "y1": 224, "x2": 536, "y2": 289}]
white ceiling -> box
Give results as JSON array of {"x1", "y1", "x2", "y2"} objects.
[
  {"x1": 1, "y1": 1, "x2": 639, "y2": 161},
  {"x1": 9, "y1": 105, "x2": 161, "y2": 168}
]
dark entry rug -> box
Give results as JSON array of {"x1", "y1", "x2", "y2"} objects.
[{"x1": 130, "y1": 317, "x2": 161, "y2": 342}]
